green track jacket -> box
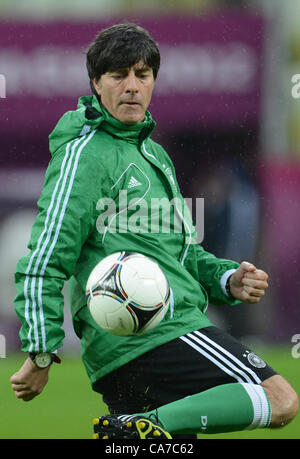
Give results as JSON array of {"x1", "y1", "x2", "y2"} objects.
[{"x1": 14, "y1": 95, "x2": 240, "y2": 387}]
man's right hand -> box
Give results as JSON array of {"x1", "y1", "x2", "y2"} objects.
[{"x1": 10, "y1": 357, "x2": 50, "y2": 402}]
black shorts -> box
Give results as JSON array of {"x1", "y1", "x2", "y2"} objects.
[{"x1": 95, "y1": 326, "x2": 277, "y2": 437}]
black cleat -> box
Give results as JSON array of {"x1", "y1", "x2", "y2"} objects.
[{"x1": 93, "y1": 414, "x2": 172, "y2": 439}]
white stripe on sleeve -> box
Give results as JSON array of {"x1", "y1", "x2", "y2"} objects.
[{"x1": 24, "y1": 130, "x2": 96, "y2": 351}]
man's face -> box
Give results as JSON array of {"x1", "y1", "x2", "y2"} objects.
[{"x1": 93, "y1": 61, "x2": 155, "y2": 125}]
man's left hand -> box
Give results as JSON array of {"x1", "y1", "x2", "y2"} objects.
[{"x1": 229, "y1": 261, "x2": 269, "y2": 304}]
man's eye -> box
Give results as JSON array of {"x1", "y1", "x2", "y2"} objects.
[{"x1": 138, "y1": 73, "x2": 150, "y2": 79}]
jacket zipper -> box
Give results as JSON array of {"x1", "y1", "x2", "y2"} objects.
[{"x1": 141, "y1": 141, "x2": 192, "y2": 267}]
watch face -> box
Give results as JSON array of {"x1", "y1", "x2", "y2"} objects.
[{"x1": 35, "y1": 353, "x2": 52, "y2": 368}]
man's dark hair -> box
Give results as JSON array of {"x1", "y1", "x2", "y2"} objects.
[{"x1": 86, "y1": 23, "x2": 160, "y2": 95}]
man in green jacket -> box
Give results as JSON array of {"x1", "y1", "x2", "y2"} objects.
[{"x1": 11, "y1": 23, "x2": 298, "y2": 439}]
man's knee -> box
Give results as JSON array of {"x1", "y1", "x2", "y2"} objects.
[{"x1": 262, "y1": 375, "x2": 299, "y2": 428}]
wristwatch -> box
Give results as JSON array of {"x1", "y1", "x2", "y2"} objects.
[{"x1": 29, "y1": 352, "x2": 60, "y2": 368}]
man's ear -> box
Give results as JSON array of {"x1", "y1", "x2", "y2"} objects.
[{"x1": 92, "y1": 78, "x2": 101, "y2": 96}]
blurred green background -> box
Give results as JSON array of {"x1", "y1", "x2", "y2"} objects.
[{"x1": 1, "y1": 347, "x2": 299, "y2": 439}]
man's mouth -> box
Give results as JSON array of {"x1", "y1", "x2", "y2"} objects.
[{"x1": 121, "y1": 101, "x2": 140, "y2": 106}]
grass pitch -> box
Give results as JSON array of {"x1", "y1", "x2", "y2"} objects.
[{"x1": 0, "y1": 347, "x2": 299, "y2": 439}]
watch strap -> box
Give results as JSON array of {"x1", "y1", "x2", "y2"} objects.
[{"x1": 225, "y1": 275, "x2": 234, "y2": 299}]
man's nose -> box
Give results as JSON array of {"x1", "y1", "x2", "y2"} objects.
[{"x1": 125, "y1": 73, "x2": 139, "y2": 93}]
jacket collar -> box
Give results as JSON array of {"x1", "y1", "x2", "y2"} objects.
[{"x1": 81, "y1": 95, "x2": 156, "y2": 144}]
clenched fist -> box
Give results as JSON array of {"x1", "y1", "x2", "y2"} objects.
[{"x1": 229, "y1": 261, "x2": 269, "y2": 304}]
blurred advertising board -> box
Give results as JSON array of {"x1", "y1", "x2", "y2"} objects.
[{"x1": 0, "y1": 13, "x2": 264, "y2": 165}]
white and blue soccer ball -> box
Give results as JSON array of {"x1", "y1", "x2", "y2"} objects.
[{"x1": 86, "y1": 252, "x2": 170, "y2": 336}]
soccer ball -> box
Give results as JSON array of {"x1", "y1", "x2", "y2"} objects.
[{"x1": 86, "y1": 251, "x2": 170, "y2": 336}]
